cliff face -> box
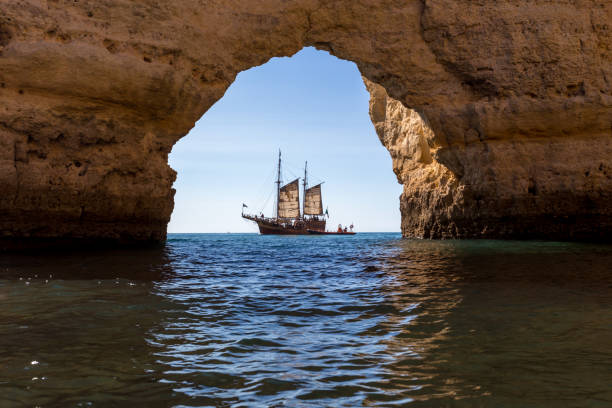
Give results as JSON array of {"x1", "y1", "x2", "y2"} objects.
[
  {"x1": 0, "y1": 0, "x2": 610, "y2": 244},
  {"x1": 367, "y1": 80, "x2": 612, "y2": 239}
]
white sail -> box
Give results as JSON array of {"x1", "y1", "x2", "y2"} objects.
[
  {"x1": 304, "y1": 184, "x2": 323, "y2": 215},
  {"x1": 278, "y1": 179, "x2": 300, "y2": 218}
]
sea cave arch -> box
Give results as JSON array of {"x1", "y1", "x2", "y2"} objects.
[
  {"x1": 0, "y1": 1, "x2": 610, "y2": 247},
  {"x1": 167, "y1": 47, "x2": 403, "y2": 234}
]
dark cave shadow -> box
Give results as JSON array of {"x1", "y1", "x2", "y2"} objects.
[{"x1": 0, "y1": 246, "x2": 174, "y2": 281}]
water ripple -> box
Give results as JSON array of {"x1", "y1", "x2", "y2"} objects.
[{"x1": 1, "y1": 234, "x2": 611, "y2": 406}]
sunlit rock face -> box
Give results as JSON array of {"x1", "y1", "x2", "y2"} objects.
[
  {"x1": 0, "y1": 0, "x2": 610, "y2": 244},
  {"x1": 367, "y1": 80, "x2": 612, "y2": 239}
]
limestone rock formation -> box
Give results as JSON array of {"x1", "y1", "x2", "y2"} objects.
[
  {"x1": 0, "y1": 0, "x2": 610, "y2": 245},
  {"x1": 367, "y1": 80, "x2": 612, "y2": 239}
]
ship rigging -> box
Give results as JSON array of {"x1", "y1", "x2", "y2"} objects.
[{"x1": 242, "y1": 151, "x2": 355, "y2": 235}]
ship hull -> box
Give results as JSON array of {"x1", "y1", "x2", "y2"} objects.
[
  {"x1": 242, "y1": 215, "x2": 329, "y2": 235},
  {"x1": 257, "y1": 222, "x2": 309, "y2": 235}
]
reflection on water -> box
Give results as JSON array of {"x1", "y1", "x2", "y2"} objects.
[
  {"x1": 1, "y1": 234, "x2": 611, "y2": 407},
  {"x1": 376, "y1": 241, "x2": 612, "y2": 407}
]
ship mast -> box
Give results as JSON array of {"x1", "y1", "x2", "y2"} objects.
[
  {"x1": 303, "y1": 161, "x2": 307, "y2": 220},
  {"x1": 276, "y1": 150, "x2": 281, "y2": 220}
]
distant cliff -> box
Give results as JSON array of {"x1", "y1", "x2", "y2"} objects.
[{"x1": 0, "y1": 0, "x2": 610, "y2": 244}]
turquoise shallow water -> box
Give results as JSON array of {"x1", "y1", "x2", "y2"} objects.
[{"x1": 1, "y1": 233, "x2": 612, "y2": 407}]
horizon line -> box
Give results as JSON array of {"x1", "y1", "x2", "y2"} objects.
[{"x1": 167, "y1": 231, "x2": 402, "y2": 234}]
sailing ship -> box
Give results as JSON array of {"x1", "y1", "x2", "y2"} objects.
[{"x1": 242, "y1": 151, "x2": 355, "y2": 235}]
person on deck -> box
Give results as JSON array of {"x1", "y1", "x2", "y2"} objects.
[{"x1": 337, "y1": 224, "x2": 343, "y2": 233}]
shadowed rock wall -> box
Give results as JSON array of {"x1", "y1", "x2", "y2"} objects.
[{"x1": 0, "y1": 0, "x2": 610, "y2": 244}]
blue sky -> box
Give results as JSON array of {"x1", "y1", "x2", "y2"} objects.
[{"x1": 168, "y1": 47, "x2": 401, "y2": 233}]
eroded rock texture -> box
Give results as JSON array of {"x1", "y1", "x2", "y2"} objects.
[
  {"x1": 0, "y1": 0, "x2": 610, "y2": 244},
  {"x1": 368, "y1": 80, "x2": 612, "y2": 239}
]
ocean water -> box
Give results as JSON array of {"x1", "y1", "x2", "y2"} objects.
[{"x1": 1, "y1": 233, "x2": 611, "y2": 407}]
